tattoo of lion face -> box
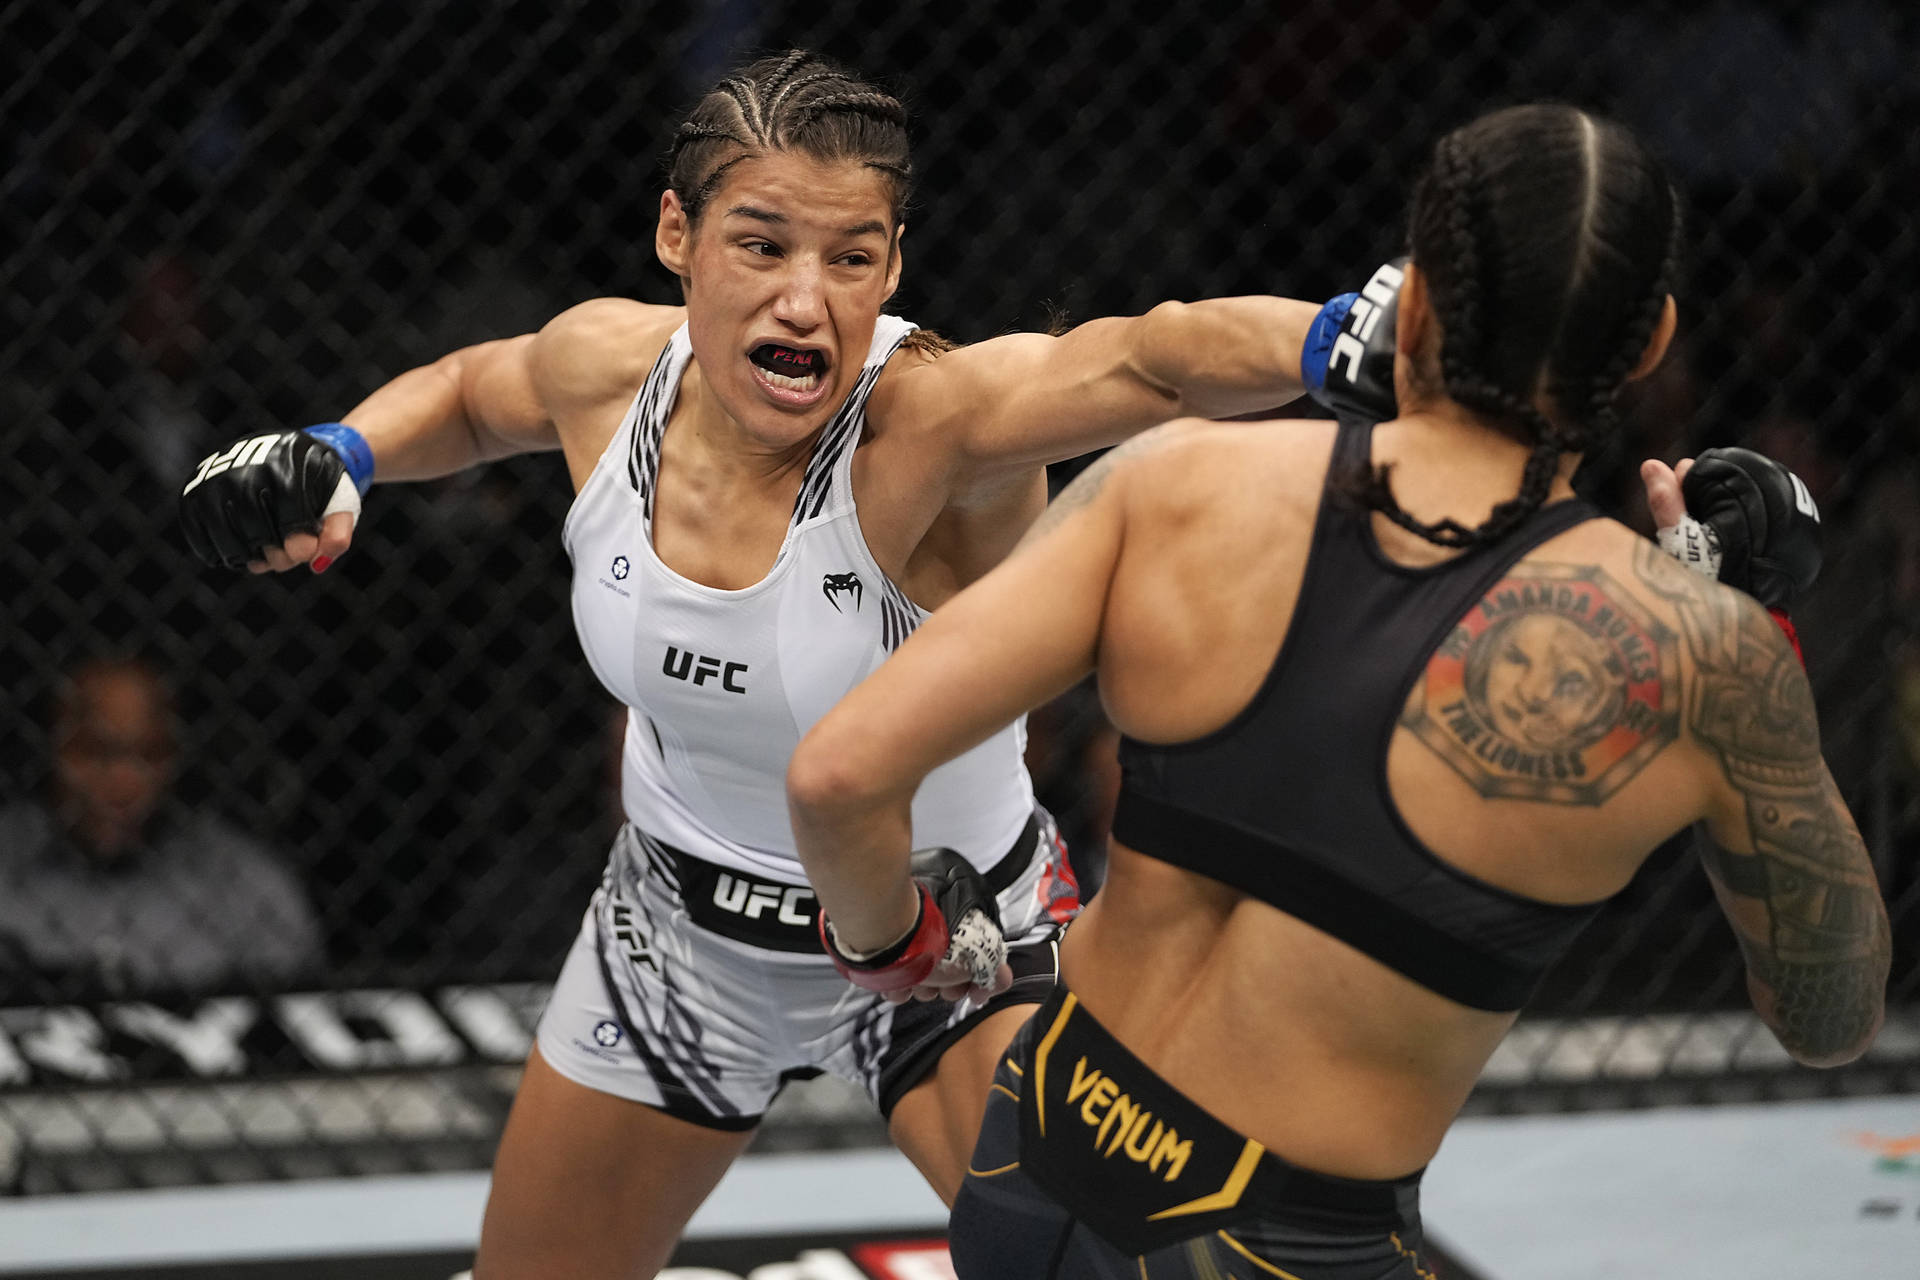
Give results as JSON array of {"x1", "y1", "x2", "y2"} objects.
[
  {"x1": 1466, "y1": 611, "x2": 1627, "y2": 752},
  {"x1": 1403, "y1": 563, "x2": 1679, "y2": 804}
]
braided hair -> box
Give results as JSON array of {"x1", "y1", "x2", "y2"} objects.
[
  {"x1": 1357, "y1": 105, "x2": 1681, "y2": 548},
  {"x1": 665, "y1": 51, "x2": 913, "y2": 225}
]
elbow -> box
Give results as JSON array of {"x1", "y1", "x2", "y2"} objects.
[
  {"x1": 1126, "y1": 300, "x2": 1192, "y2": 409},
  {"x1": 1758, "y1": 971, "x2": 1886, "y2": 1069},
  {"x1": 786, "y1": 727, "x2": 888, "y2": 836},
  {"x1": 1784, "y1": 1008, "x2": 1885, "y2": 1070},
  {"x1": 1787, "y1": 1042, "x2": 1875, "y2": 1071}
]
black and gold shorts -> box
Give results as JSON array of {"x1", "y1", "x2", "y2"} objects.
[{"x1": 950, "y1": 986, "x2": 1436, "y2": 1280}]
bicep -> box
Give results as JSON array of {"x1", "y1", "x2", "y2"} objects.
[
  {"x1": 903, "y1": 320, "x2": 1178, "y2": 474},
  {"x1": 459, "y1": 334, "x2": 559, "y2": 457}
]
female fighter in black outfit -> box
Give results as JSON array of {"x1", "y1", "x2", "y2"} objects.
[{"x1": 787, "y1": 104, "x2": 1890, "y2": 1278}]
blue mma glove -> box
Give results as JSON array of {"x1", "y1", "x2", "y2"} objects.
[{"x1": 1302, "y1": 258, "x2": 1405, "y2": 421}]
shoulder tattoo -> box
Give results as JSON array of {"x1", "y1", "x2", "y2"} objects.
[
  {"x1": 1400, "y1": 560, "x2": 1681, "y2": 804},
  {"x1": 1018, "y1": 429, "x2": 1166, "y2": 546}
]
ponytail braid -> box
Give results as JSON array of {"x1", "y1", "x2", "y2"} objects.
[
  {"x1": 1355, "y1": 106, "x2": 1680, "y2": 551},
  {"x1": 1362, "y1": 134, "x2": 1566, "y2": 549},
  {"x1": 1578, "y1": 180, "x2": 1682, "y2": 445}
]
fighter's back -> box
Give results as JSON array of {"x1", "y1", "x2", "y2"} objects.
[{"x1": 1065, "y1": 410, "x2": 1879, "y2": 1180}]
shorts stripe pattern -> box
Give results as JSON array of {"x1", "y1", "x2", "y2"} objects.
[{"x1": 535, "y1": 809, "x2": 1078, "y2": 1128}]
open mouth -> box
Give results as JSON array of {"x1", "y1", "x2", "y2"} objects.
[{"x1": 749, "y1": 344, "x2": 829, "y2": 393}]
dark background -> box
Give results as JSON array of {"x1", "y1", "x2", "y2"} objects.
[{"x1": 3, "y1": 0, "x2": 1916, "y2": 1181}]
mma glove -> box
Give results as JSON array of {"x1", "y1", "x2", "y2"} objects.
[
  {"x1": 821, "y1": 847, "x2": 1009, "y2": 1004},
  {"x1": 1658, "y1": 446, "x2": 1822, "y2": 663},
  {"x1": 1301, "y1": 258, "x2": 1405, "y2": 422},
  {"x1": 179, "y1": 424, "x2": 373, "y2": 569}
]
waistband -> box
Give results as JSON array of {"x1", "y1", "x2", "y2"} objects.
[
  {"x1": 1015, "y1": 985, "x2": 1422, "y2": 1256},
  {"x1": 654, "y1": 811, "x2": 1043, "y2": 954}
]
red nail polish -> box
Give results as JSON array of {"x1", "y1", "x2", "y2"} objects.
[{"x1": 311, "y1": 555, "x2": 333, "y2": 574}]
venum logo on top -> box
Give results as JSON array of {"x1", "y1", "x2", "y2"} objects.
[{"x1": 822, "y1": 572, "x2": 862, "y2": 612}]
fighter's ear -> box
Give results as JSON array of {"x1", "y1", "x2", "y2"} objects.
[
  {"x1": 882, "y1": 223, "x2": 903, "y2": 302},
  {"x1": 1627, "y1": 295, "x2": 1679, "y2": 382},
  {"x1": 658, "y1": 189, "x2": 692, "y2": 280}
]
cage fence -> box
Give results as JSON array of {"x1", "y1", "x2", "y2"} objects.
[{"x1": 3, "y1": 0, "x2": 1917, "y2": 1193}]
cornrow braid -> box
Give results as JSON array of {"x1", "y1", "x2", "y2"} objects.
[
  {"x1": 1428, "y1": 134, "x2": 1568, "y2": 547},
  {"x1": 1363, "y1": 133, "x2": 1565, "y2": 549},
  {"x1": 760, "y1": 48, "x2": 812, "y2": 96},
  {"x1": 790, "y1": 90, "x2": 908, "y2": 135},
  {"x1": 669, "y1": 120, "x2": 745, "y2": 156},
  {"x1": 664, "y1": 51, "x2": 914, "y2": 225},
  {"x1": 1436, "y1": 136, "x2": 1485, "y2": 374},
  {"x1": 719, "y1": 77, "x2": 767, "y2": 141},
  {"x1": 1578, "y1": 179, "x2": 1682, "y2": 445},
  {"x1": 765, "y1": 70, "x2": 840, "y2": 129},
  {"x1": 1354, "y1": 106, "x2": 1680, "y2": 551}
]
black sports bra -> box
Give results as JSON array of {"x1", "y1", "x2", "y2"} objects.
[{"x1": 1111, "y1": 416, "x2": 1609, "y2": 1011}]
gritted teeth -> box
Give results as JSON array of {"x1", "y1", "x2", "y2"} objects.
[{"x1": 750, "y1": 344, "x2": 827, "y2": 376}]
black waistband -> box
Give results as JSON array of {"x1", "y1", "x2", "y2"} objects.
[
  {"x1": 1014, "y1": 985, "x2": 1421, "y2": 1256},
  {"x1": 659, "y1": 811, "x2": 1042, "y2": 954}
]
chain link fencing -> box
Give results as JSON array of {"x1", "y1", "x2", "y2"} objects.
[{"x1": 3, "y1": 0, "x2": 1917, "y2": 1193}]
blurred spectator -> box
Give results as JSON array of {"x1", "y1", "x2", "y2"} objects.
[
  {"x1": 117, "y1": 251, "x2": 214, "y2": 489},
  {"x1": 0, "y1": 657, "x2": 323, "y2": 999}
]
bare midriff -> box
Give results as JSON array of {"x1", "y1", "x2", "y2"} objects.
[{"x1": 1059, "y1": 842, "x2": 1520, "y2": 1182}]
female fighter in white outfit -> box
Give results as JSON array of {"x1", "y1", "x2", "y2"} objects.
[{"x1": 179, "y1": 50, "x2": 1360, "y2": 1279}]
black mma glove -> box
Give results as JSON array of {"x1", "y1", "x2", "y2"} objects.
[
  {"x1": 1301, "y1": 258, "x2": 1405, "y2": 421},
  {"x1": 1658, "y1": 445, "x2": 1821, "y2": 663},
  {"x1": 820, "y1": 847, "x2": 1008, "y2": 1003},
  {"x1": 179, "y1": 424, "x2": 373, "y2": 569}
]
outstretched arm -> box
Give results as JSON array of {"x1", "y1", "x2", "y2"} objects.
[
  {"x1": 887, "y1": 296, "x2": 1319, "y2": 478},
  {"x1": 342, "y1": 297, "x2": 668, "y2": 482},
  {"x1": 334, "y1": 334, "x2": 550, "y2": 484},
  {"x1": 1633, "y1": 541, "x2": 1890, "y2": 1066},
  {"x1": 787, "y1": 428, "x2": 1154, "y2": 954},
  {"x1": 182, "y1": 298, "x2": 672, "y2": 574}
]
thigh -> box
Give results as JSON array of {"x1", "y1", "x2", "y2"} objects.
[
  {"x1": 887, "y1": 1003, "x2": 1036, "y2": 1204},
  {"x1": 948, "y1": 1069, "x2": 1136, "y2": 1280},
  {"x1": 537, "y1": 852, "x2": 786, "y2": 1127},
  {"x1": 876, "y1": 818, "x2": 1078, "y2": 1198},
  {"x1": 475, "y1": 1044, "x2": 756, "y2": 1280}
]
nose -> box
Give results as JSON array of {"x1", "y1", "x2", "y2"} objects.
[{"x1": 773, "y1": 258, "x2": 826, "y2": 333}]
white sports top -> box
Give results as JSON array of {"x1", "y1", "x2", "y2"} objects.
[{"x1": 564, "y1": 316, "x2": 1035, "y2": 883}]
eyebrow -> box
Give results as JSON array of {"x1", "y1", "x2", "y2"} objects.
[{"x1": 723, "y1": 205, "x2": 889, "y2": 238}]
